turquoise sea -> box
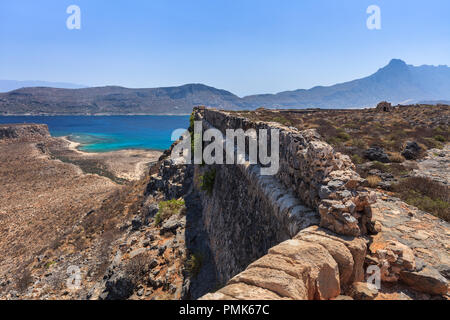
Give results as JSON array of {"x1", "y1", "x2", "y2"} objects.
[{"x1": 0, "y1": 115, "x2": 190, "y2": 152}]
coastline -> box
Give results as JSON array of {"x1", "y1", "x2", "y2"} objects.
[{"x1": 57, "y1": 136, "x2": 162, "y2": 181}]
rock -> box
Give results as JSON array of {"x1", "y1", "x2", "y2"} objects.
[
  {"x1": 436, "y1": 264, "x2": 450, "y2": 279},
  {"x1": 364, "y1": 146, "x2": 390, "y2": 163},
  {"x1": 137, "y1": 288, "x2": 145, "y2": 296},
  {"x1": 372, "y1": 240, "x2": 416, "y2": 282},
  {"x1": 129, "y1": 248, "x2": 147, "y2": 259},
  {"x1": 103, "y1": 274, "x2": 134, "y2": 300},
  {"x1": 401, "y1": 141, "x2": 422, "y2": 160},
  {"x1": 349, "y1": 282, "x2": 378, "y2": 300},
  {"x1": 332, "y1": 295, "x2": 353, "y2": 300},
  {"x1": 205, "y1": 238, "x2": 341, "y2": 300},
  {"x1": 160, "y1": 215, "x2": 184, "y2": 235},
  {"x1": 294, "y1": 231, "x2": 354, "y2": 286},
  {"x1": 319, "y1": 200, "x2": 361, "y2": 237},
  {"x1": 400, "y1": 266, "x2": 448, "y2": 295},
  {"x1": 131, "y1": 217, "x2": 142, "y2": 230},
  {"x1": 297, "y1": 226, "x2": 367, "y2": 284},
  {"x1": 218, "y1": 283, "x2": 287, "y2": 300}
]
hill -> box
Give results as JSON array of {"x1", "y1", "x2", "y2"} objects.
[{"x1": 1, "y1": 59, "x2": 449, "y2": 114}]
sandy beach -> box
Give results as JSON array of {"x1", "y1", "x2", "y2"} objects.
[{"x1": 59, "y1": 136, "x2": 162, "y2": 181}]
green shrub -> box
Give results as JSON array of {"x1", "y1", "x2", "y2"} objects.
[
  {"x1": 371, "y1": 161, "x2": 389, "y2": 172},
  {"x1": 351, "y1": 154, "x2": 364, "y2": 164},
  {"x1": 200, "y1": 168, "x2": 216, "y2": 195},
  {"x1": 434, "y1": 135, "x2": 446, "y2": 142},
  {"x1": 154, "y1": 199, "x2": 186, "y2": 225},
  {"x1": 186, "y1": 253, "x2": 204, "y2": 278},
  {"x1": 336, "y1": 130, "x2": 351, "y2": 142}
]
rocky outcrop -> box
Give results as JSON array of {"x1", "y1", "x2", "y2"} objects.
[
  {"x1": 0, "y1": 124, "x2": 50, "y2": 141},
  {"x1": 201, "y1": 226, "x2": 366, "y2": 300},
  {"x1": 402, "y1": 141, "x2": 422, "y2": 160},
  {"x1": 364, "y1": 146, "x2": 390, "y2": 163}
]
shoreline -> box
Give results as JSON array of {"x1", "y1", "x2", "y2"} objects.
[
  {"x1": 56, "y1": 136, "x2": 162, "y2": 181},
  {"x1": 59, "y1": 135, "x2": 165, "y2": 154}
]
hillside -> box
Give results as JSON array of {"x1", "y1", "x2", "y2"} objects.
[
  {"x1": 0, "y1": 84, "x2": 242, "y2": 115},
  {"x1": 0, "y1": 59, "x2": 449, "y2": 114}
]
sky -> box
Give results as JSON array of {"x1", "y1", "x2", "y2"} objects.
[{"x1": 0, "y1": 0, "x2": 449, "y2": 96}]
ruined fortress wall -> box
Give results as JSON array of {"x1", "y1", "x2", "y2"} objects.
[
  {"x1": 189, "y1": 107, "x2": 375, "y2": 285},
  {"x1": 195, "y1": 107, "x2": 375, "y2": 237},
  {"x1": 195, "y1": 162, "x2": 319, "y2": 285}
]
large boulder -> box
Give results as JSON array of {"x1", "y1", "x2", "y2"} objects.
[
  {"x1": 348, "y1": 282, "x2": 378, "y2": 300},
  {"x1": 400, "y1": 266, "x2": 448, "y2": 295},
  {"x1": 401, "y1": 141, "x2": 422, "y2": 160},
  {"x1": 203, "y1": 239, "x2": 341, "y2": 300},
  {"x1": 294, "y1": 226, "x2": 367, "y2": 286},
  {"x1": 364, "y1": 146, "x2": 390, "y2": 163}
]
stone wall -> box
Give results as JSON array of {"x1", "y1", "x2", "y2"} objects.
[{"x1": 195, "y1": 107, "x2": 376, "y2": 237}]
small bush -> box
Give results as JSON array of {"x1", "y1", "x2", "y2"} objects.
[
  {"x1": 367, "y1": 175, "x2": 381, "y2": 188},
  {"x1": 371, "y1": 161, "x2": 389, "y2": 172},
  {"x1": 336, "y1": 130, "x2": 351, "y2": 142},
  {"x1": 200, "y1": 168, "x2": 216, "y2": 195},
  {"x1": 434, "y1": 135, "x2": 446, "y2": 142},
  {"x1": 125, "y1": 253, "x2": 152, "y2": 285},
  {"x1": 351, "y1": 154, "x2": 364, "y2": 165},
  {"x1": 350, "y1": 138, "x2": 368, "y2": 149},
  {"x1": 272, "y1": 116, "x2": 292, "y2": 126},
  {"x1": 154, "y1": 199, "x2": 186, "y2": 225},
  {"x1": 186, "y1": 253, "x2": 203, "y2": 278}
]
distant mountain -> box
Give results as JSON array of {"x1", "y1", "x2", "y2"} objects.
[
  {"x1": 0, "y1": 80, "x2": 86, "y2": 92},
  {"x1": 0, "y1": 59, "x2": 449, "y2": 115},
  {"x1": 0, "y1": 84, "x2": 241, "y2": 115},
  {"x1": 241, "y1": 59, "x2": 450, "y2": 109}
]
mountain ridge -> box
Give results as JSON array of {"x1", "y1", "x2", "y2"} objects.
[{"x1": 1, "y1": 59, "x2": 449, "y2": 115}]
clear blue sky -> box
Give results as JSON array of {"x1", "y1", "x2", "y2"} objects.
[{"x1": 1, "y1": 0, "x2": 449, "y2": 96}]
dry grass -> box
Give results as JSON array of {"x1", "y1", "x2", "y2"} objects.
[
  {"x1": 389, "y1": 152, "x2": 405, "y2": 163},
  {"x1": 367, "y1": 175, "x2": 382, "y2": 188}
]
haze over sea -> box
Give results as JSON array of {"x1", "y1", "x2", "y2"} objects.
[{"x1": 0, "y1": 115, "x2": 190, "y2": 152}]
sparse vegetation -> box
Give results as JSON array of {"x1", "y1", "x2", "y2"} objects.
[
  {"x1": 125, "y1": 253, "x2": 152, "y2": 285},
  {"x1": 388, "y1": 152, "x2": 405, "y2": 163},
  {"x1": 393, "y1": 177, "x2": 449, "y2": 222},
  {"x1": 200, "y1": 168, "x2": 216, "y2": 195},
  {"x1": 186, "y1": 252, "x2": 204, "y2": 278},
  {"x1": 16, "y1": 268, "x2": 33, "y2": 293},
  {"x1": 366, "y1": 175, "x2": 381, "y2": 188},
  {"x1": 154, "y1": 198, "x2": 186, "y2": 225},
  {"x1": 434, "y1": 135, "x2": 446, "y2": 142}
]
